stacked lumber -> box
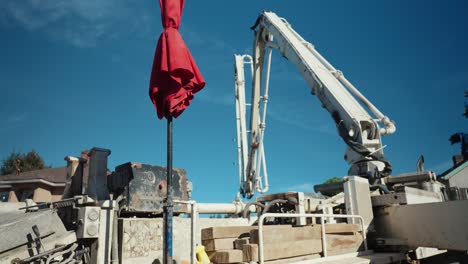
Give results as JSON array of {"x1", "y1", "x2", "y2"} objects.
[
  {"x1": 201, "y1": 225, "x2": 257, "y2": 263},
  {"x1": 201, "y1": 223, "x2": 363, "y2": 263}
]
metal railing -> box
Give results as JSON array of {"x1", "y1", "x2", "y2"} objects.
[
  {"x1": 173, "y1": 200, "x2": 197, "y2": 264},
  {"x1": 257, "y1": 213, "x2": 368, "y2": 264}
]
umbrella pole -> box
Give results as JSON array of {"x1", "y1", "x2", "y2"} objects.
[{"x1": 164, "y1": 115, "x2": 174, "y2": 264}]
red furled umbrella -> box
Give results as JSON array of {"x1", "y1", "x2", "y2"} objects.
[
  {"x1": 148, "y1": 1, "x2": 205, "y2": 263},
  {"x1": 149, "y1": 0, "x2": 205, "y2": 119}
]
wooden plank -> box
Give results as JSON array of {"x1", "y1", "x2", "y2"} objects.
[
  {"x1": 244, "y1": 234, "x2": 364, "y2": 262},
  {"x1": 202, "y1": 238, "x2": 236, "y2": 251},
  {"x1": 243, "y1": 239, "x2": 322, "y2": 262},
  {"x1": 234, "y1": 238, "x2": 249, "y2": 250},
  {"x1": 242, "y1": 243, "x2": 258, "y2": 262},
  {"x1": 250, "y1": 224, "x2": 360, "y2": 244},
  {"x1": 327, "y1": 234, "x2": 364, "y2": 256},
  {"x1": 325, "y1": 223, "x2": 361, "y2": 234},
  {"x1": 250, "y1": 225, "x2": 320, "y2": 244},
  {"x1": 201, "y1": 225, "x2": 291, "y2": 240},
  {"x1": 265, "y1": 254, "x2": 321, "y2": 264},
  {"x1": 202, "y1": 226, "x2": 254, "y2": 240},
  {"x1": 208, "y1": 249, "x2": 243, "y2": 263}
]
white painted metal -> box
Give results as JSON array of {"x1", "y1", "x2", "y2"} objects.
[
  {"x1": 344, "y1": 177, "x2": 374, "y2": 232},
  {"x1": 174, "y1": 200, "x2": 197, "y2": 264},
  {"x1": 187, "y1": 201, "x2": 253, "y2": 215},
  {"x1": 235, "y1": 11, "x2": 396, "y2": 198},
  {"x1": 173, "y1": 200, "x2": 257, "y2": 264},
  {"x1": 97, "y1": 200, "x2": 116, "y2": 264},
  {"x1": 234, "y1": 52, "x2": 270, "y2": 197},
  {"x1": 257, "y1": 213, "x2": 368, "y2": 264},
  {"x1": 373, "y1": 200, "x2": 468, "y2": 251}
]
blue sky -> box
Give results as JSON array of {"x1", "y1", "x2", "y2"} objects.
[{"x1": 0, "y1": 0, "x2": 467, "y2": 203}]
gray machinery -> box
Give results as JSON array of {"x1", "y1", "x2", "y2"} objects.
[
  {"x1": 235, "y1": 12, "x2": 396, "y2": 199},
  {"x1": 234, "y1": 11, "x2": 468, "y2": 261}
]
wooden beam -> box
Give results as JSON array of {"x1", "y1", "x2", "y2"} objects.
[
  {"x1": 243, "y1": 239, "x2": 322, "y2": 262},
  {"x1": 234, "y1": 238, "x2": 249, "y2": 250},
  {"x1": 208, "y1": 249, "x2": 243, "y2": 263},
  {"x1": 242, "y1": 243, "x2": 258, "y2": 262},
  {"x1": 250, "y1": 224, "x2": 360, "y2": 244},
  {"x1": 243, "y1": 234, "x2": 364, "y2": 262},
  {"x1": 201, "y1": 225, "x2": 291, "y2": 240},
  {"x1": 202, "y1": 238, "x2": 236, "y2": 251},
  {"x1": 202, "y1": 226, "x2": 254, "y2": 240}
]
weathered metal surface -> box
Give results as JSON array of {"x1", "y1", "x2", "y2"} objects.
[
  {"x1": 344, "y1": 177, "x2": 373, "y2": 232},
  {"x1": 383, "y1": 171, "x2": 435, "y2": 186},
  {"x1": 109, "y1": 162, "x2": 191, "y2": 213},
  {"x1": 0, "y1": 210, "x2": 68, "y2": 253},
  {"x1": 373, "y1": 200, "x2": 468, "y2": 251},
  {"x1": 371, "y1": 186, "x2": 441, "y2": 207},
  {"x1": 87, "y1": 147, "x2": 111, "y2": 201},
  {"x1": 0, "y1": 209, "x2": 77, "y2": 263}
]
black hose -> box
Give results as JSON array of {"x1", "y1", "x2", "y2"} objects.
[{"x1": 262, "y1": 199, "x2": 288, "y2": 214}]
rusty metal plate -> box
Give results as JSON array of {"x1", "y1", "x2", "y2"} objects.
[{"x1": 109, "y1": 162, "x2": 191, "y2": 214}]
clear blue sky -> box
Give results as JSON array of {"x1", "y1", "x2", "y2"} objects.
[{"x1": 0, "y1": 1, "x2": 467, "y2": 203}]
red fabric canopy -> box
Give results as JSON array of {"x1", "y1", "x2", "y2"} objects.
[{"x1": 149, "y1": 0, "x2": 205, "y2": 119}]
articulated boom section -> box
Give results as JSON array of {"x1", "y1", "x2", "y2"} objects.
[{"x1": 237, "y1": 12, "x2": 396, "y2": 198}]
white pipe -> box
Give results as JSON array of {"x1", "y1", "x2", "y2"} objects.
[
  {"x1": 234, "y1": 54, "x2": 254, "y2": 194},
  {"x1": 256, "y1": 143, "x2": 269, "y2": 193},
  {"x1": 196, "y1": 203, "x2": 241, "y2": 214},
  {"x1": 191, "y1": 203, "x2": 198, "y2": 264},
  {"x1": 174, "y1": 200, "x2": 197, "y2": 264},
  {"x1": 285, "y1": 18, "x2": 397, "y2": 137},
  {"x1": 235, "y1": 75, "x2": 244, "y2": 193},
  {"x1": 184, "y1": 202, "x2": 256, "y2": 215},
  {"x1": 307, "y1": 45, "x2": 396, "y2": 136},
  {"x1": 337, "y1": 75, "x2": 396, "y2": 135},
  {"x1": 256, "y1": 38, "x2": 273, "y2": 194},
  {"x1": 321, "y1": 218, "x2": 327, "y2": 257}
]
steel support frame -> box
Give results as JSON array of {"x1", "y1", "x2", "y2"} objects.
[{"x1": 373, "y1": 200, "x2": 468, "y2": 251}]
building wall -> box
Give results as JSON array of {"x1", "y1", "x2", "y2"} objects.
[
  {"x1": 51, "y1": 187, "x2": 65, "y2": 202},
  {"x1": 0, "y1": 183, "x2": 64, "y2": 203},
  {"x1": 8, "y1": 190, "x2": 18, "y2": 202},
  {"x1": 33, "y1": 186, "x2": 52, "y2": 202},
  {"x1": 449, "y1": 166, "x2": 468, "y2": 188}
]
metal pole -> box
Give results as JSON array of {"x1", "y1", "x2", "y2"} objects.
[{"x1": 164, "y1": 115, "x2": 174, "y2": 264}]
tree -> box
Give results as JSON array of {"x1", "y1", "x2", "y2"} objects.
[
  {"x1": 0, "y1": 150, "x2": 47, "y2": 175},
  {"x1": 321, "y1": 176, "x2": 344, "y2": 196},
  {"x1": 323, "y1": 177, "x2": 343, "y2": 184}
]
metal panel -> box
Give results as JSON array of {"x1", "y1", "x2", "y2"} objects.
[
  {"x1": 373, "y1": 200, "x2": 468, "y2": 251},
  {"x1": 87, "y1": 147, "x2": 111, "y2": 201},
  {"x1": 371, "y1": 186, "x2": 441, "y2": 207},
  {"x1": 109, "y1": 162, "x2": 190, "y2": 214},
  {"x1": 76, "y1": 206, "x2": 100, "y2": 239},
  {"x1": 344, "y1": 177, "x2": 373, "y2": 232}
]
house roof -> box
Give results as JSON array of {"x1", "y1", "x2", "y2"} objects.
[
  {"x1": 440, "y1": 160, "x2": 468, "y2": 181},
  {"x1": 0, "y1": 167, "x2": 67, "y2": 185}
]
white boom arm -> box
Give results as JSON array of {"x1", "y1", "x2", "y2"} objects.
[{"x1": 235, "y1": 11, "x2": 396, "y2": 198}]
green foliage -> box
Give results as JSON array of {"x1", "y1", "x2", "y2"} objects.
[
  {"x1": 321, "y1": 177, "x2": 344, "y2": 196},
  {"x1": 323, "y1": 177, "x2": 343, "y2": 184},
  {"x1": 0, "y1": 150, "x2": 47, "y2": 175}
]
